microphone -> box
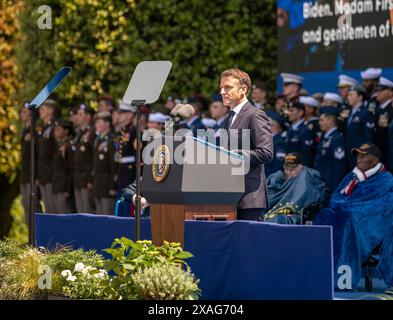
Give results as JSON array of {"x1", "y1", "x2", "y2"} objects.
[
  {"x1": 170, "y1": 103, "x2": 184, "y2": 118},
  {"x1": 165, "y1": 104, "x2": 195, "y2": 132}
]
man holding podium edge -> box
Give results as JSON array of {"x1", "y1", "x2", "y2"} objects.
[{"x1": 218, "y1": 68, "x2": 273, "y2": 221}]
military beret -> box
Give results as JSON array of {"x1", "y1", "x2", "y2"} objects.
[
  {"x1": 289, "y1": 101, "x2": 305, "y2": 111},
  {"x1": 267, "y1": 110, "x2": 288, "y2": 130},
  {"x1": 319, "y1": 106, "x2": 339, "y2": 117}
]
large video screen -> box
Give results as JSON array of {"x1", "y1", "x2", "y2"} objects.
[{"x1": 277, "y1": 0, "x2": 393, "y2": 73}]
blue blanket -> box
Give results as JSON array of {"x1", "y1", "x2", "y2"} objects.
[
  {"x1": 266, "y1": 167, "x2": 326, "y2": 223},
  {"x1": 314, "y1": 170, "x2": 393, "y2": 289},
  {"x1": 377, "y1": 224, "x2": 393, "y2": 287}
]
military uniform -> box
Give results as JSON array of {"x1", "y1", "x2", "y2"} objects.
[
  {"x1": 265, "y1": 131, "x2": 288, "y2": 178},
  {"x1": 53, "y1": 137, "x2": 74, "y2": 213},
  {"x1": 37, "y1": 120, "x2": 57, "y2": 213},
  {"x1": 116, "y1": 124, "x2": 137, "y2": 191},
  {"x1": 72, "y1": 125, "x2": 95, "y2": 213},
  {"x1": 388, "y1": 121, "x2": 393, "y2": 171},
  {"x1": 315, "y1": 127, "x2": 346, "y2": 193},
  {"x1": 337, "y1": 103, "x2": 351, "y2": 136},
  {"x1": 92, "y1": 130, "x2": 117, "y2": 214},
  {"x1": 374, "y1": 100, "x2": 393, "y2": 165},
  {"x1": 187, "y1": 116, "x2": 206, "y2": 137},
  {"x1": 345, "y1": 105, "x2": 375, "y2": 169},
  {"x1": 20, "y1": 126, "x2": 41, "y2": 223},
  {"x1": 286, "y1": 119, "x2": 315, "y2": 168}
]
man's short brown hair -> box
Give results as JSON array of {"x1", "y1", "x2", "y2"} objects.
[{"x1": 220, "y1": 68, "x2": 252, "y2": 95}]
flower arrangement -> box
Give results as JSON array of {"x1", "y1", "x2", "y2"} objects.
[
  {"x1": 0, "y1": 238, "x2": 201, "y2": 300},
  {"x1": 60, "y1": 262, "x2": 110, "y2": 300}
]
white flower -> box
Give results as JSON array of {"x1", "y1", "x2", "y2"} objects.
[
  {"x1": 67, "y1": 275, "x2": 77, "y2": 282},
  {"x1": 61, "y1": 270, "x2": 72, "y2": 278},
  {"x1": 74, "y1": 262, "x2": 85, "y2": 272},
  {"x1": 82, "y1": 266, "x2": 96, "y2": 276},
  {"x1": 94, "y1": 270, "x2": 107, "y2": 279}
]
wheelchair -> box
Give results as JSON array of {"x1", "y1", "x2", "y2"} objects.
[
  {"x1": 362, "y1": 244, "x2": 382, "y2": 292},
  {"x1": 264, "y1": 203, "x2": 323, "y2": 225}
]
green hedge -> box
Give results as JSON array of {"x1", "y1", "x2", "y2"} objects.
[{"x1": 16, "y1": 0, "x2": 276, "y2": 108}]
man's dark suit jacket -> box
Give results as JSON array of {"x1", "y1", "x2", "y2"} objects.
[{"x1": 222, "y1": 101, "x2": 273, "y2": 209}]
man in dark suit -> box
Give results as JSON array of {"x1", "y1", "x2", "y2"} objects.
[{"x1": 219, "y1": 68, "x2": 273, "y2": 220}]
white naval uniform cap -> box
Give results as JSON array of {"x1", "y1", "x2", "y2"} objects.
[
  {"x1": 323, "y1": 92, "x2": 343, "y2": 104},
  {"x1": 299, "y1": 96, "x2": 320, "y2": 108},
  {"x1": 338, "y1": 74, "x2": 358, "y2": 87},
  {"x1": 280, "y1": 73, "x2": 304, "y2": 84},
  {"x1": 148, "y1": 112, "x2": 170, "y2": 124},
  {"x1": 360, "y1": 68, "x2": 382, "y2": 80}
]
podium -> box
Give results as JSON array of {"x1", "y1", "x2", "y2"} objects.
[{"x1": 141, "y1": 136, "x2": 245, "y2": 246}]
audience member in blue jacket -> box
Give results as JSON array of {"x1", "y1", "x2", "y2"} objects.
[
  {"x1": 286, "y1": 102, "x2": 315, "y2": 167},
  {"x1": 315, "y1": 107, "x2": 346, "y2": 194},
  {"x1": 314, "y1": 144, "x2": 393, "y2": 290},
  {"x1": 265, "y1": 111, "x2": 288, "y2": 178}
]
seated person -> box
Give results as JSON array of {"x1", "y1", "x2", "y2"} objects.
[
  {"x1": 120, "y1": 179, "x2": 150, "y2": 217},
  {"x1": 264, "y1": 152, "x2": 326, "y2": 224},
  {"x1": 314, "y1": 143, "x2": 393, "y2": 290}
]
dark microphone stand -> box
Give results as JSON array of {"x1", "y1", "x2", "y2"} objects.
[
  {"x1": 132, "y1": 100, "x2": 146, "y2": 241},
  {"x1": 28, "y1": 103, "x2": 37, "y2": 246}
]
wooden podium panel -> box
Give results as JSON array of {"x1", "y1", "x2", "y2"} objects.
[
  {"x1": 150, "y1": 204, "x2": 237, "y2": 247},
  {"x1": 185, "y1": 205, "x2": 237, "y2": 221}
]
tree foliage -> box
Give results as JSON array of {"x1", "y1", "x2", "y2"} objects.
[
  {"x1": 16, "y1": 0, "x2": 277, "y2": 107},
  {"x1": 0, "y1": 0, "x2": 23, "y2": 176}
]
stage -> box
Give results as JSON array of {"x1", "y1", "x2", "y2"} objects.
[{"x1": 36, "y1": 213, "x2": 334, "y2": 300}]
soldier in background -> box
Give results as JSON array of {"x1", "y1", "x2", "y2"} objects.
[
  {"x1": 315, "y1": 107, "x2": 346, "y2": 194},
  {"x1": 361, "y1": 67, "x2": 382, "y2": 114},
  {"x1": 251, "y1": 81, "x2": 269, "y2": 110},
  {"x1": 345, "y1": 85, "x2": 375, "y2": 169},
  {"x1": 299, "y1": 96, "x2": 321, "y2": 144},
  {"x1": 53, "y1": 119, "x2": 74, "y2": 213},
  {"x1": 286, "y1": 101, "x2": 315, "y2": 168},
  {"x1": 374, "y1": 77, "x2": 393, "y2": 166},
  {"x1": 37, "y1": 99, "x2": 57, "y2": 213},
  {"x1": 116, "y1": 101, "x2": 137, "y2": 193},
  {"x1": 280, "y1": 73, "x2": 304, "y2": 105},
  {"x1": 89, "y1": 111, "x2": 117, "y2": 214},
  {"x1": 73, "y1": 104, "x2": 96, "y2": 213},
  {"x1": 97, "y1": 95, "x2": 116, "y2": 113},
  {"x1": 265, "y1": 111, "x2": 288, "y2": 178}
]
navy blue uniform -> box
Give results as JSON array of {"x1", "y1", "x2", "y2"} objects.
[
  {"x1": 337, "y1": 104, "x2": 350, "y2": 136},
  {"x1": 265, "y1": 131, "x2": 288, "y2": 178},
  {"x1": 116, "y1": 124, "x2": 137, "y2": 191},
  {"x1": 286, "y1": 120, "x2": 315, "y2": 167},
  {"x1": 187, "y1": 117, "x2": 206, "y2": 137},
  {"x1": 374, "y1": 101, "x2": 393, "y2": 165},
  {"x1": 388, "y1": 120, "x2": 393, "y2": 172},
  {"x1": 345, "y1": 105, "x2": 375, "y2": 169},
  {"x1": 315, "y1": 128, "x2": 346, "y2": 193}
]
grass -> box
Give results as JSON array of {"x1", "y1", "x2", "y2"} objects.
[{"x1": 8, "y1": 194, "x2": 28, "y2": 245}]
